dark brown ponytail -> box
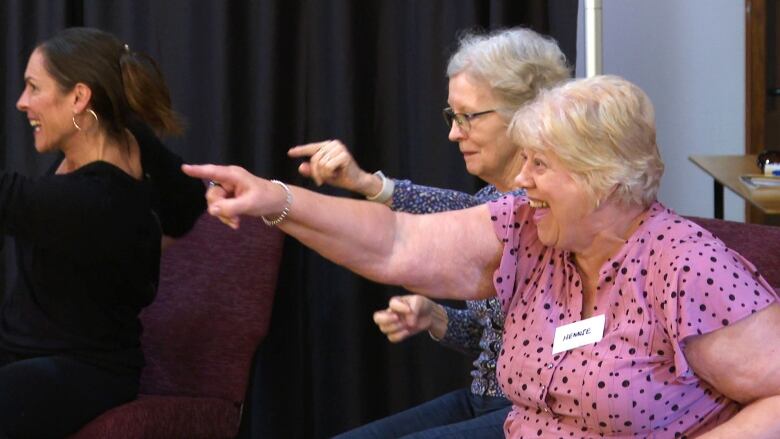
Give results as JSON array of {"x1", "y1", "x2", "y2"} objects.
[
  {"x1": 120, "y1": 50, "x2": 183, "y2": 136},
  {"x1": 38, "y1": 27, "x2": 183, "y2": 139}
]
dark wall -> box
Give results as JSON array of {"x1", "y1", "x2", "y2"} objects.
[{"x1": 0, "y1": 1, "x2": 577, "y2": 437}]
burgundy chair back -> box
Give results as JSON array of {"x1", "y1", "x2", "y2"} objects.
[
  {"x1": 688, "y1": 216, "x2": 780, "y2": 289},
  {"x1": 71, "y1": 213, "x2": 284, "y2": 438},
  {"x1": 139, "y1": 214, "x2": 283, "y2": 400}
]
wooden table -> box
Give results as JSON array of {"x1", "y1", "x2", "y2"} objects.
[{"x1": 689, "y1": 155, "x2": 780, "y2": 219}]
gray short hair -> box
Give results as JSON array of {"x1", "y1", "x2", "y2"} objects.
[
  {"x1": 509, "y1": 75, "x2": 664, "y2": 208},
  {"x1": 447, "y1": 28, "x2": 570, "y2": 119}
]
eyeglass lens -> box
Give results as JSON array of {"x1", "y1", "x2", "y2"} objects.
[{"x1": 442, "y1": 108, "x2": 469, "y2": 132}]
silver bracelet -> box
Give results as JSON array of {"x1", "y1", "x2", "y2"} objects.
[
  {"x1": 261, "y1": 180, "x2": 293, "y2": 226},
  {"x1": 366, "y1": 170, "x2": 395, "y2": 204}
]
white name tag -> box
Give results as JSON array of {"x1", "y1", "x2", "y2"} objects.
[{"x1": 552, "y1": 314, "x2": 605, "y2": 354}]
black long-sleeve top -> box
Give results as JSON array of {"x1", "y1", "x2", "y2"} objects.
[{"x1": 0, "y1": 123, "x2": 205, "y2": 373}]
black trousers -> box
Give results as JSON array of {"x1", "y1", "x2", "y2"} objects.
[{"x1": 0, "y1": 350, "x2": 138, "y2": 439}]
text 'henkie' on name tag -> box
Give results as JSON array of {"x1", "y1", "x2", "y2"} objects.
[{"x1": 552, "y1": 314, "x2": 605, "y2": 354}]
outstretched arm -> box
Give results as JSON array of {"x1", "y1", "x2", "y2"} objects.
[
  {"x1": 288, "y1": 139, "x2": 503, "y2": 213},
  {"x1": 182, "y1": 164, "x2": 502, "y2": 300}
]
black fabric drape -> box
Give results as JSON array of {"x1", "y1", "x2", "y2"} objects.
[{"x1": 1, "y1": 1, "x2": 577, "y2": 437}]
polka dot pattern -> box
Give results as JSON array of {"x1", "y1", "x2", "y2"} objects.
[{"x1": 487, "y1": 196, "x2": 779, "y2": 438}]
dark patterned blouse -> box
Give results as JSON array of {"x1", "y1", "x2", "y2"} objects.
[{"x1": 391, "y1": 178, "x2": 522, "y2": 397}]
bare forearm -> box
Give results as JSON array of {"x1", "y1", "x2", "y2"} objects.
[
  {"x1": 355, "y1": 172, "x2": 383, "y2": 198},
  {"x1": 697, "y1": 396, "x2": 780, "y2": 438},
  {"x1": 181, "y1": 163, "x2": 496, "y2": 295},
  {"x1": 277, "y1": 185, "x2": 499, "y2": 300},
  {"x1": 427, "y1": 303, "x2": 449, "y2": 340},
  {"x1": 280, "y1": 186, "x2": 398, "y2": 281}
]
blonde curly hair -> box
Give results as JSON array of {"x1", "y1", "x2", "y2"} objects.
[{"x1": 509, "y1": 75, "x2": 664, "y2": 208}]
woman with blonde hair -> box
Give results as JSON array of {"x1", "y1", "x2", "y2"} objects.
[{"x1": 186, "y1": 76, "x2": 780, "y2": 437}]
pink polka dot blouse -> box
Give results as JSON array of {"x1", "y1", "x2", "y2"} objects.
[{"x1": 488, "y1": 195, "x2": 778, "y2": 438}]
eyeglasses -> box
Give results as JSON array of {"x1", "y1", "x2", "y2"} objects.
[{"x1": 442, "y1": 107, "x2": 497, "y2": 133}]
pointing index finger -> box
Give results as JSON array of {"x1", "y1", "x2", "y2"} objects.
[
  {"x1": 288, "y1": 140, "x2": 331, "y2": 158},
  {"x1": 182, "y1": 164, "x2": 235, "y2": 186}
]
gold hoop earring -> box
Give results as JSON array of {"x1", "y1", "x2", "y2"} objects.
[
  {"x1": 72, "y1": 109, "x2": 99, "y2": 131},
  {"x1": 87, "y1": 109, "x2": 99, "y2": 125}
]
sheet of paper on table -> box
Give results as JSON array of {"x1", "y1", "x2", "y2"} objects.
[{"x1": 739, "y1": 175, "x2": 780, "y2": 197}]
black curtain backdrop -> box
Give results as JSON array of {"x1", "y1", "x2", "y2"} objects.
[{"x1": 1, "y1": 1, "x2": 577, "y2": 437}]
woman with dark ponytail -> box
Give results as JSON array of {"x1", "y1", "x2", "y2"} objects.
[{"x1": 0, "y1": 27, "x2": 205, "y2": 437}]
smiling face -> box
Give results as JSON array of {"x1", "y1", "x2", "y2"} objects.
[
  {"x1": 447, "y1": 73, "x2": 518, "y2": 190},
  {"x1": 515, "y1": 148, "x2": 597, "y2": 250},
  {"x1": 16, "y1": 48, "x2": 78, "y2": 154}
]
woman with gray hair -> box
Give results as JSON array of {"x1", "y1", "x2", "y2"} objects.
[
  {"x1": 185, "y1": 75, "x2": 780, "y2": 438},
  {"x1": 288, "y1": 27, "x2": 568, "y2": 437}
]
